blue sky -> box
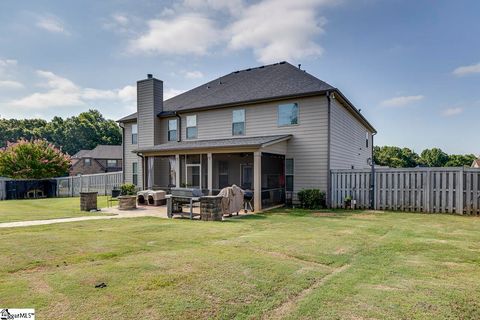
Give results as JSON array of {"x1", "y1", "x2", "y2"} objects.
[{"x1": 0, "y1": 0, "x2": 478, "y2": 154}]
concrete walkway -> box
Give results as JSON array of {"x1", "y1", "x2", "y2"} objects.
[{"x1": 0, "y1": 206, "x2": 168, "y2": 229}]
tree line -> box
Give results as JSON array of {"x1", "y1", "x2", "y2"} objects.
[
  {"x1": 0, "y1": 109, "x2": 121, "y2": 156},
  {"x1": 374, "y1": 146, "x2": 476, "y2": 168}
]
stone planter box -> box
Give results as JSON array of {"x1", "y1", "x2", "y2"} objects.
[
  {"x1": 118, "y1": 195, "x2": 137, "y2": 210},
  {"x1": 80, "y1": 192, "x2": 98, "y2": 211}
]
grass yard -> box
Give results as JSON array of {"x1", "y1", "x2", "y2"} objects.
[
  {"x1": 1, "y1": 206, "x2": 480, "y2": 319},
  {"x1": 0, "y1": 196, "x2": 109, "y2": 223}
]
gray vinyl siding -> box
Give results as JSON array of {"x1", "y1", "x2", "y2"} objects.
[
  {"x1": 167, "y1": 96, "x2": 329, "y2": 194},
  {"x1": 123, "y1": 122, "x2": 143, "y2": 187},
  {"x1": 137, "y1": 78, "x2": 163, "y2": 148},
  {"x1": 330, "y1": 98, "x2": 372, "y2": 169},
  {"x1": 125, "y1": 94, "x2": 373, "y2": 196}
]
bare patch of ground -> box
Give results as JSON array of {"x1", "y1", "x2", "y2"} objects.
[{"x1": 263, "y1": 264, "x2": 351, "y2": 320}]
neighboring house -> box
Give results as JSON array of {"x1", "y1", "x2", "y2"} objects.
[
  {"x1": 70, "y1": 145, "x2": 122, "y2": 176},
  {"x1": 472, "y1": 158, "x2": 480, "y2": 168},
  {"x1": 118, "y1": 61, "x2": 376, "y2": 211}
]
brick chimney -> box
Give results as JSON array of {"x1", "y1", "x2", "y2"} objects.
[{"x1": 137, "y1": 74, "x2": 163, "y2": 148}]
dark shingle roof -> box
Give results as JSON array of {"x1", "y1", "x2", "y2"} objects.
[
  {"x1": 118, "y1": 61, "x2": 334, "y2": 122},
  {"x1": 72, "y1": 145, "x2": 122, "y2": 160},
  {"x1": 133, "y1": 135, "x2": 291, "y2": 154}
]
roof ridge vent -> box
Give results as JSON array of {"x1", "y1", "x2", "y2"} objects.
[{"x1": 279, "y1": 61, "x2": 286, "y2": 64}]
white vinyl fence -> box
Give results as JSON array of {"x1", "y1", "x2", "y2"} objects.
[
  {"x1": 0, "y1": 178, "x2": 7, "y2": 200},
  {"x1": 56, "y1": 172, "x2": 123, "y2": 197},
  {"x1": 331, "y1": 167, "x2": 480, "y2": 215}
]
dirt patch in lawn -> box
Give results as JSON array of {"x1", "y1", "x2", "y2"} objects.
[{"x1": 312, "y1": 212, "x2": 337, "y2": 217}]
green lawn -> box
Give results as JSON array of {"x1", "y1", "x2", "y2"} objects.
[
  {"x1": 0, "y1": 196, "x2": 109, "y2": 223},
  {"x1": 1, "y1": 206, "x2": 480, "y2": 319}
]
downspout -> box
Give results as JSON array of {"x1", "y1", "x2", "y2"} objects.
[
  {"x1": 370, "y1": 132, "x2": 377, "y2": 210},
  {"x1": 137, "y1": 153, "x2": 145, "y2": 190},
  {"x1": 119, "y1": 123, "x2": 125, "y2": 183},
  {"x1": 326, "y1": 91, "x2": 332, "y2": 208}
]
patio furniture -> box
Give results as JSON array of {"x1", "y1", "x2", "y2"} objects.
[
  {"x1": 167, "y1": 188, "x2": 203, "y2": 219},
  {"x1": 107, "y1": 189, "x2": 121, "y2": 207}
]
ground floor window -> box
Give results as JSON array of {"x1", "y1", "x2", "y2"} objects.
[
  {"x1": 107, "y1": 159, "x2": 117, "y2": 168},
  {"x1": 286, "y1": 158, "x2": 294, "y2": 192},
  {"x1": 132, "y1": 162, "x2": 138, "y2": 186}
]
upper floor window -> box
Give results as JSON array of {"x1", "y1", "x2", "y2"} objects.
[
  {"x1": 232, "y1": 109, "x2": 245, "y2": 136},
  {"x1": 186, "y1": 115, "x2": 197, "y2": 139},
  {"x1": 278, "y1": 103, "x2": 298, "y2": 126},
  {"x1": 168, "y1": 119, "x2": 178, "y2": 141},
  {"x1": 131, "y1": 123, "x2": 138, "y2": 144},
  {"x1": 84, "y1": 158, "x2": 91, "y2": 166},
  {"x1": 365, "y1": 132, "x2": 369, "y2": 148},
  {"x1": 107, "y1": 160, "x2": 117, "y2": 168}
]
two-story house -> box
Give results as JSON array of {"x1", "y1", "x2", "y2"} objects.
[
  {"x1": 118, "y1": 62, "x2": 376, "y2": 211},
  {"x1": 70, "y1": 145, "x2": 123, "y2": 176}
]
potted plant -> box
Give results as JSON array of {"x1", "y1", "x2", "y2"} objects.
[
  {"x1": 344, "y1": 195, "x2": 352, "y2": 209},
  {"x1": 118, "y1": 183, "x2": 137, "y2": 210}
]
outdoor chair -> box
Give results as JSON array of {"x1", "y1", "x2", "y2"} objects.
[{"x1": 107, "y1": 188, "x2": 121, "y2": 207}]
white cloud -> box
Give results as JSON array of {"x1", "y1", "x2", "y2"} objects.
[
  {"x1": 452, "y1": 62, "x2": 480, "y2": 77},
  {"x1": 442, "y1": 107, "x2": 463, "y2": 117},
  {"x1": 117, "y1": 85, "x2": 136, "y2": 101},
  {"x1": 0, "y1": 80, "x2": 24, "y2": 89},
  {"x1": 122, "y1": 0, "x2": 340, "y2": 63},
  {"x1": 164, "y1": 88, "x2": 185, "y2": 100},
  {"x1": 112, "y1": 13, "x2": 129, "y2": 26},
  {"x1": 182, "y1": 0, "x2": 244, "y2": 15},
  {"x1": 381, "y1": 95, "x2": 424, "y2": 107},
  {"x1": 10, "y1": 70, "x2": 135, "y2": 109},
  {"x1": 182, "y1": 70, "x2": 204, "y2": 79},
  {"x1": 129, "y1": 14, "x2": 219, "y2": 55},
  {"x1": 0, "y1": 59, "x2": 17, "y2": 68},
  {"x1": 36, "y1": 15, "x2": 69, "y2": 35},
  {"x1": 227, "y1": 0, "x2": 337, "y2": 63}
]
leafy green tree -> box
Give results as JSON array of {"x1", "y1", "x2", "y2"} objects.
[
  {"x1": 374, "y1": 146, "x2": 419, "y2": 168},
  {"x1": 445, "y1": 154, "x2": 476, "y2": 167},
  {"x1": 0, "y1": 139, "x2": 70, "y2": 179},
  {"x1": 419, "y1": 148, "x2": 449, "y2": 167},
  {"x1": 0, "y1": 109, "x2": 121, "y2": 156}
]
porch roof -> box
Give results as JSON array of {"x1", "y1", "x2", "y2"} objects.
[{"x1": 133, "y1": 135, "x2": 292, "y2": 154}]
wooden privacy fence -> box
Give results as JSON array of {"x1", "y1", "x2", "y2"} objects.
[
  {"x1": 331, "y1": 168, "x2": 480, "y2": 215},
  {"x1": 56, "y1": 172, "x2": 123, "y2": 197}
]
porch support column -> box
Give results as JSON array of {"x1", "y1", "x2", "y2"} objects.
[
  {"x1": 254, "y1": 151, "x2": 262, "y2": 212},
  {"x1": 175, "y1": 154, "x2": 180, "y2": 188},
  {"x1": 207, "y1": 153, "x2": 213, "y2": 195}
]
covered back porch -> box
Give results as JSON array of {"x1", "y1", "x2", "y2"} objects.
[{"x1": 136, "y1": 135, "x2": 291, "y2": 211}]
